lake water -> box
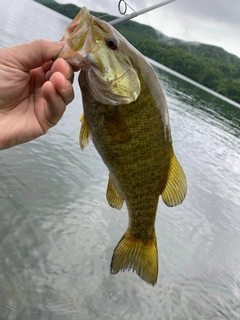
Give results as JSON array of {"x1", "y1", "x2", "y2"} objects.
[{"x1": 1, "y1": 1, "x2": 240, "y2": 319}]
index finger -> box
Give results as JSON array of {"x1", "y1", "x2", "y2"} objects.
[{"x1": 0, "y1": 39, "x2": 64, "y2": 72}]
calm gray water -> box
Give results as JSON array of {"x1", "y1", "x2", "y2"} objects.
[{"x1": 1, "y1": 1, "x2": 240, "y2": 319}]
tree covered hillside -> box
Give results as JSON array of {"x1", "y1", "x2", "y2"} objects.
[{"x1": 35, "y1": 0, "x2": 240, "y2": 104}]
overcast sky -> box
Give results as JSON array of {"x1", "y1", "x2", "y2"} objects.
[{"x1": 55, "y1": 0, "x2": 240, "y2": 58}]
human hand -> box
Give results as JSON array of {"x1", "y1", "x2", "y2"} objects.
[{"x1": 0, "y1": 39, "x2": 74, "y2": 150}]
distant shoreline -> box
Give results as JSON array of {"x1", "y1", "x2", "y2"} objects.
[{"x1": 35, "y1": 0, "x2": 240, "y2": 104}]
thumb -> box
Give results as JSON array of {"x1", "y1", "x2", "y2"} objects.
[{"x1": 3, "y1": 39, "x2": 64, "y2": 71}]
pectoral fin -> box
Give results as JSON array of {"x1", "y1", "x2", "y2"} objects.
[
  {"x1": 106, "y1": 175, "x2": 124, "y2": 210},
  {"x1": 79, "y1": 112, "x2": 91, "y2": 150},
  {"x1": 161, "y1": 153, "x2": 187, "y2": 207}
]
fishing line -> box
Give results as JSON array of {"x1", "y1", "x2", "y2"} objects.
[{"x1": 98, "y1": 13, "x2": 112, "y2": 20}]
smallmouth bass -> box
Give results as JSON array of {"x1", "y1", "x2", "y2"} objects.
[{"x1": 56, "y1": 7, "x2": 187, "y2": 285}]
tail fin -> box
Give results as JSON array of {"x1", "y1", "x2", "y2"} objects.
[{"x1": 110, "y1": 231, "x2": 158, "y2": 286}]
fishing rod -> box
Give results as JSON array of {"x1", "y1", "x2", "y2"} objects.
[{"x1": 109, "y1": 0, "x2": 176, "y2": 26}]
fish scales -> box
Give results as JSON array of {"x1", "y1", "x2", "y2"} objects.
[{"x1": 56, "y1": 6, "x2": 187, "y2": 285}]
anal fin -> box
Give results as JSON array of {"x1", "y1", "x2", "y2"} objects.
[
  {"x1": 161, "y1": 152, "x2": 187, "y2": 207},
  {"x1": 106, "y1": 175, "x2": 124, "y2": 210},
  {"x1": 79, "y1": 112, "x2": 91, "y2": 150}
]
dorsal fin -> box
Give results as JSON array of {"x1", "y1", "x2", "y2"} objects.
[{"x1": 161, "y1": 152, "x2": 187, "y2": 207}]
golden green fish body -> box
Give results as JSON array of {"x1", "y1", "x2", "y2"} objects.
[
  {"x1": 57, "y1": 7, "x2": 187, "y2": 285},
  {"x1": 79, "y1": 69, "x2": 170, "y2": 235}
]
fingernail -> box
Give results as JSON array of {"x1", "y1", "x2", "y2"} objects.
[
  {"x1": 63, "y1": 77, "x2": 69, "y2": 89},
  {"x1": 57, "y1": 40, "x2": 65, "y2": 46}
]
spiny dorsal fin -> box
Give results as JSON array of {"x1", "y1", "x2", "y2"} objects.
[
  {"x1": 106, "y1": 175, "x2": 124, "y2": 210},
  {"x1": 79, "y1": 112, "x2": 91, "y2": 150},
  {"x1": 110, "y1": 230, "x2": 158, "y2": 286},
  {"x1": 161, "y1": 152, "x2": 187, "y2": 207}
]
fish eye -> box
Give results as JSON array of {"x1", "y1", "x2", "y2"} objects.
[{"x1": 106, "y1": 38, "x2": 117, "y2": 50}]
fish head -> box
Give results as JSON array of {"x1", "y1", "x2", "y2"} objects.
[{"x1": 57, "y1": 7, "x2": 141, "y2": 105}]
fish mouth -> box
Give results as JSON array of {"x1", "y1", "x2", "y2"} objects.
[
  {"x1": 86, "y1": 67, "x2": 139, "y2": 105},
  {"x1": 89, "y1": 67, "x2": 131, "y2": 89},
  {"x1": 55, "y1": 6, "x2": 96, "y2": 70}
]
